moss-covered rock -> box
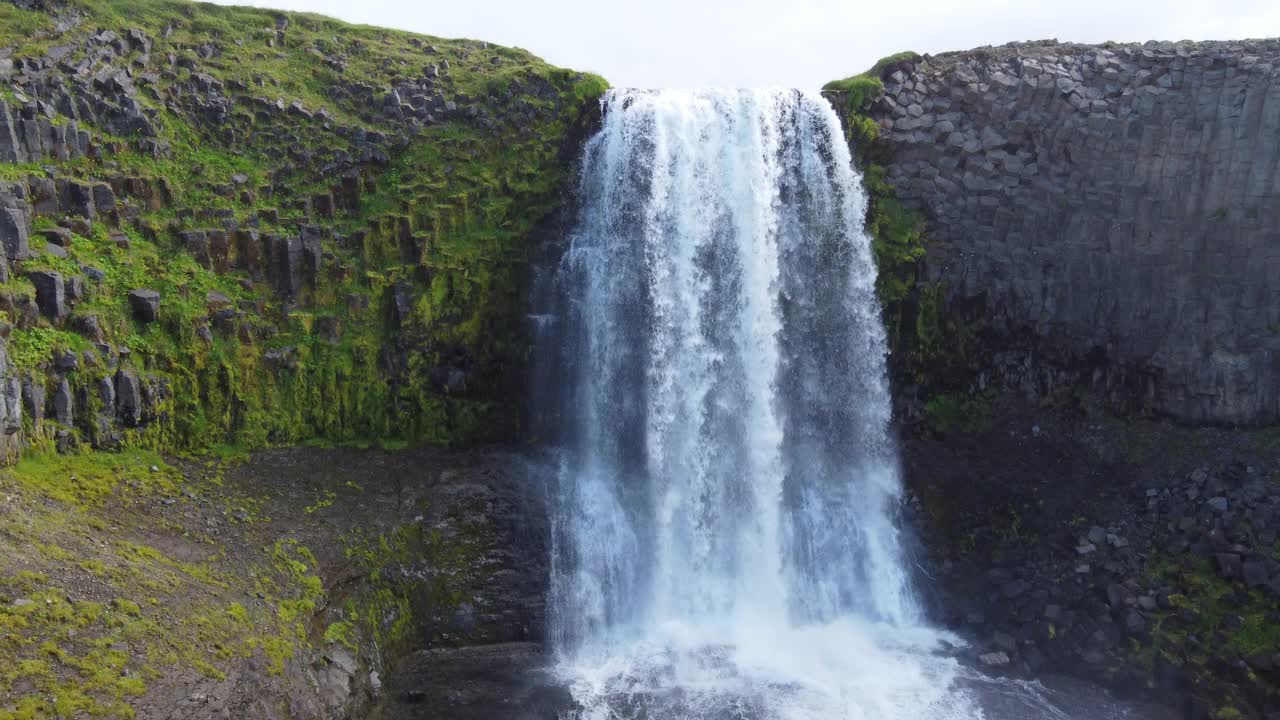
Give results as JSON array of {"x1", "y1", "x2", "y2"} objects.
[{"x1": 0, "y1": 0, "x2": 608, "y2": 463}]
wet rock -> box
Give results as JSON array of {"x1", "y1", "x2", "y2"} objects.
[{"x1": 979, "y1": 651, "x2": 1010, "y2": 666}]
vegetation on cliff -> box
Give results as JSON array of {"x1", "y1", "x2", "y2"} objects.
[
  {"x1": 0, "y1": 0, "x2": 607, "y2": 463},
  {"x1": 824, "y1": 51, "x2": 985, "y2": 436},
  {"x1": 0, "y1": 1, "x2": 604, "y2": 716}
]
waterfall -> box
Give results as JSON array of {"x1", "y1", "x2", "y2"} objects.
[{"x1": 537, "y1": 88, "x2": 979, "y2": 720}]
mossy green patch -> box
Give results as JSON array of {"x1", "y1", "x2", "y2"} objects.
[
  {"x1": 5, "y1": 448, "x2": 175, "y2": 506},
  {"x1": 1, "y1": 0, "x2": 607, "y2": 461},
  {"x1": 0, "y1": 449, "x2": 331, "y2": 716},
  {"x1": 828, "y1": 52, "x2": 983, "y2": 427}
]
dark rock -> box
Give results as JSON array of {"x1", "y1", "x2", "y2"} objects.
[
  {"x1": 57, "y1": 178, "x2": 96, "y2": 219},
  {"x1": 53, "y1": 349, "x2": 78, "y2": 373},
  {"x1": 992, "y1": 631, "x2": 1017, "y2": 652},
  {"x1": 1242, "y1": 560, "x2": 1269, "y2": 588},
  {"x1": 72, "y1": 314, "x2": 103, "y2": 342},
  {"x1": 1215, "y1": 553, "x2": 1242, "y2": 579},
  {"x1": 127, "y1": 289, "x2": 160, "y2": 322},
  {"x1": 182, "y1": 230, "x2": 210, "y2": 268},
  {"x1": 53, "y1": 378, "x2": 73, "y2": 426},
  {"x1": 314, "y1": 315, "x2": 340, "y2": 344},
  {"x1": 208, "y1": 229, "x2": 229, "y2": 272},
  {"x1": 0, "y1": 182, "x2": 32, "y2": 260},
  {"x1": 22, "y1": 377, "x2": 45, "y2": 425},
  {"x1": 1125, "y1": 610, "x2": 1147, "y2": 635},
  {"x1": 98, "y1": 376, "x2": 115, "y2": 409},
  {"x1": 65, "y1": 276, "x2": 84, "y2": 302},
  {"x1": 40, "y1": 227, "x2": 72, "y2": 247},
  {"x1": 1001, "y1": 579, "x2": 1029, "y2": 599},
  {"x1": 115, "y1": 371, "x2": 142, "y2": 426},
  {"x1": 27, "y1": 271, "x2": 66, "y2": 320},
  {"x1": 861, "y1": 40, "x2": 1280, "y2": 424},
  {"x1": 265, "y1": 234, "x2": 304, "y2": 300},
  {"x1": 264, "y1": 347, "x2": 298, "y2": 372}
]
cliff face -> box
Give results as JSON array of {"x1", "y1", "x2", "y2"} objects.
[
  {"x1": 860, "y1": 40, "x2": 1280, "y2": 425},
  {"x1": 0, "y1": 0, "x2": 605, "y2": 460}
]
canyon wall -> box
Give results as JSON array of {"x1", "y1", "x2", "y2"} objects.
[{"x1": 861, "y1": 39, "x2": 1280, "y2": 425}]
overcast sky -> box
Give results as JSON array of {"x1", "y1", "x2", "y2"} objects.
[{"x1": 205, "y1": 0, "x2": 1279, "y2": 89}]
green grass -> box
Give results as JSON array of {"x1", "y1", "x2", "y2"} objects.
[
  {"x1": 4, "y1": 448, "x2": 176, "y2": 506},
  {"x1": 0, "y1": 451, "x2": 330, "y2": 719},
  {"x1": 823, "y1": 51, "x2": 921, "y2": 111}
]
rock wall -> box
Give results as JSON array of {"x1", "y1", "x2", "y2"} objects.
[{"x1": 864, "y1": 40, "x2": 1280, "y2": 425}]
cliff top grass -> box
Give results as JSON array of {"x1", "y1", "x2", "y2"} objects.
[{"x1": 823, "y1": 51, "x2": 921, "y2": 112}]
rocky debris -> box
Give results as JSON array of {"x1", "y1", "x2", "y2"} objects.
[
  {"x1": 916, "y1": 413, "x2": 1280, "y2": 716},
  {"x1": 852, "y1": 39, "x2": 1280, "y2": 425},
  {"x1": 127, "y1": 289, "x2": 160, "y2": 322}
]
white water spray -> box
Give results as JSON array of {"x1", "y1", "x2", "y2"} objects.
[{"x1": 540, "y1": 88, "x2": 977, "y2": 720}]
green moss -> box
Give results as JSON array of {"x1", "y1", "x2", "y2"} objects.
[
  {"x1": 0, "y1": 0, "x2": 607, "y2": 460},
  {"x1": 5, "y1": 449, "x2": 176, "y2": 506},
  {"x1": 826, "y1": 51, "x2": 990, "y2": 429},
  {"x1": 923, "y1": 391, "x2": 992, "y2": 437},
  {"x1": 322, "y1": 619, "x2": 358, "y2": 650},
  {"x1": 823, "y1": 51, "x2": 920, "y2": 111}
]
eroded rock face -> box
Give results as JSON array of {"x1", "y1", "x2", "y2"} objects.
[{"x1": 867, "y1": 40, "x2": 1280, "y2": 424}]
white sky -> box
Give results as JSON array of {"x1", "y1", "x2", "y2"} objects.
[{"x1": 205, "y1": 0, "x2": 1280, "y2": 89}]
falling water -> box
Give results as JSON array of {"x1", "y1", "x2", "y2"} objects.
[{"x1": 531, "y1": 89, "x2": 1071, "y2": 720}]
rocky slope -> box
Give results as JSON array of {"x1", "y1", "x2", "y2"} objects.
[
  {"x1": 0, "y1": 444, "x2": 547, "y2": 719},
  {"x1": 0, "y1": 0, "x2": 605, "y2": 462},
  {"x1": 829, "y1": 39, "x2": 1280, "y2": 427}
]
